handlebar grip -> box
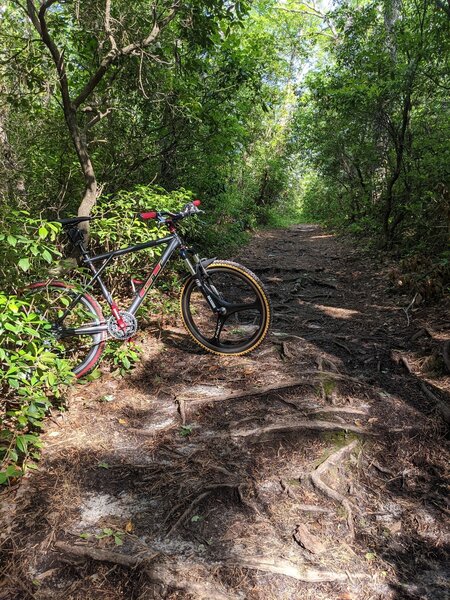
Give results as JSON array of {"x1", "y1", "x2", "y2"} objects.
[{"x1": 140, "y1": 211, "x2": 157, "y2": 220}]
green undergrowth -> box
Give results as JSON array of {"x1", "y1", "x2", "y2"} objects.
[{"x1": 0, "y1": 210, "x2": 74, "y2": 485}]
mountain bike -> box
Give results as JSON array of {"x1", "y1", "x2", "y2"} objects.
[{"x1": 27, "y1": 201, "x2": 272, "y2": 377}]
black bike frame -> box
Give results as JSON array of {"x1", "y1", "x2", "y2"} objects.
[{"x1": 62, "y1": 231, "x2": 197, "y2": 337}]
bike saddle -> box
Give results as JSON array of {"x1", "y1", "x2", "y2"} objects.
[{"x1": 56, "y1": 216, "x2": 94, "y2": 227}]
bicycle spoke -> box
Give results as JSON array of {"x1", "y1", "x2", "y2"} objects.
[{"x1": 222, "y1": 300, "x2": 261, "y2": 316}]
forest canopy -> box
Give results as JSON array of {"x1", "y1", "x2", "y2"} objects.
[{"x1": 0, "y1": 0, "x2": 448, "y2": 255}]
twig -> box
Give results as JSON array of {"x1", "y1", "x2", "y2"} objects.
[
  {"x1": 420, "y1": 382, "x2": 450, "y2": 425},
  {"x1": 410, "y1": 328, "x2": 432, "y2": 342},
  {"x1": 176, "y1": 397, "x2": 186, "y2": 425},
  {"x1": 402, "y1": 293, "x2": 418, "y2": 326},
  {"x1": 400, "y1": 356, "x2": 413, "y2": 374},
  {"x1": 166, "y1": 483, "x2": 239, "y2": 536}
]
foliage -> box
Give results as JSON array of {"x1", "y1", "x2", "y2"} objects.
[
  {"x1": 0, "y1": 292, "x2": 74, "y2": 484},
  {"x1": 0, "y1": 210, "x2": 74, "y2": 484},
  {"x1": 103, "y1": 341, "x2": 141, "y2": 376},
  {"x1": 0, "y1": 210, "x2": 61, "y2": 291},
  {"x1": 291, "y1": 0, "x2": 450, "y2": 267},
  {"x1": 90, "y1": 185, "x2": 196, "y2": 286}
]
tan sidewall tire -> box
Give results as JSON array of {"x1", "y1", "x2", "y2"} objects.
[{"x1": 180, "y1": 261, "x2": 272, "y2": 356}]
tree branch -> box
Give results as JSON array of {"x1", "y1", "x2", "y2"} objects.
[
  {"x1": 73, "y1": 2, "x2": 180, "y2": 109},
  {"x1": 104, "y1": 0, "x2": 118, "y2": 52}
]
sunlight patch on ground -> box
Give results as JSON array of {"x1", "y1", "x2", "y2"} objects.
[
  {"x1": 314, "y1": 304, "x2": 360, "y2": 319},
  {"x1": 77, "y1": 492, "x2": 152, "y2": 529}
]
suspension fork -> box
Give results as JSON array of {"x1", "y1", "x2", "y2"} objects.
[{"x1": 184, "y1": 253, "x2": 225, "y2": 315}]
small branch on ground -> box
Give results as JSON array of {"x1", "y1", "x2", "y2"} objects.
[
  {"x1": 420, "y1": 382, "x2": 450, "y2": 425},
  {"x1": 166, "y1": 483, "x2": 240, "y2": 536},
  {"x1": 402, "y1": 293, "x2": 418, "y2": 326},
  {"x1": 400, "y1": 356, "x2": 413, "y2": 374},
  {"x1": 410, "y1": 327, "x2": 432, "y2": 342},
  {"x1": 176, "y1": 397, "x2": 186, "y2": 425}
]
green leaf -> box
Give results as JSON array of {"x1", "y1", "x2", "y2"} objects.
[
  {"x1": 98, "y1": 394, "x2": 115, "y2": 403},
  {"x1": 16, "y1": 435, "x2": 28, "y2": 454},
  {"x1": 7, "y1": 235, "x2": 17, "y2": 247},
  {"x1": 18, "y1": 258, "x2": 30, "y2": 272},
  {"x1": 191, "y1": 514, "x2": 202, "y2": 522},
  {"x1": 42, "y1": 249, "x2": 52, "y2": 263},
  {"x1": 38, "y1": 226, "x2": 48, "y2": 239}
]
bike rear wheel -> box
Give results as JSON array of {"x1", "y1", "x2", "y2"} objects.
[
  {"x1": 180, "y1": 261, "x2": 272, "y2": 355},
  {"x1": 26, "y1": 282, "x2": 106, "y2": 377}
]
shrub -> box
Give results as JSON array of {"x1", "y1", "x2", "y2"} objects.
[{"x1": 0, "y1": 209, "x2": 74, "y2": 484}]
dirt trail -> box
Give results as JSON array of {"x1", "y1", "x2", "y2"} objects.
[{"x1": 1, "y1": 225, "x2": 449, "y2": 600}]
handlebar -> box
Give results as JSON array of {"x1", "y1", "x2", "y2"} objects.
[{"x1": 140, "y1": 200, "x2": 202, "y2": 224}]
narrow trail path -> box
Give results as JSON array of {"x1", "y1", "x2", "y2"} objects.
[{"x1": 1, "y1": 225, "x2": 449, "y2": 600}]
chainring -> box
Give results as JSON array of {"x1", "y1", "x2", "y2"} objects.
[{"x1": 107, "y1": 311, "x2": 138, "y2": 340}]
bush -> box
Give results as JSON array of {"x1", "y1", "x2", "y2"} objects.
[
  {"x1": 0, "y1": 209, "x2": 74, "y2": 484},
  {"x1": 90, "y1": 185, "x2": 198, "y2": 287}
]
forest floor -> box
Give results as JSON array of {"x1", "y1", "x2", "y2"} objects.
[{"x1": 1, "y1": 224, "x2": 449, "y2": 600}]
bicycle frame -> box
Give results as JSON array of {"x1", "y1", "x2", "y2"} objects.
[{"x1": 60, "y1": 230, "x2": 197, "y2": 337}]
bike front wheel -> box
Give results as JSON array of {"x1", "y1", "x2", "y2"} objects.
[
  {"x1": 26, "y1": 282, "x2": 106, "y2": 377},
  {"x1": 180, "y1": 261, "x2": 272, "y2": 355}
]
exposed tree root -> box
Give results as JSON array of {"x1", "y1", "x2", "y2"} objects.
[
  {"x1": 228, "y1": 554, "x2": 354, "y2": 583},
  {"x1": 54, "y1": 542, "x2": 237, "y2": 600},
  {"x1": 182, "y1": 371, "x2": 369, "y2": 409},
  {"x1": 309, "y1": 440, "x2": 359, "y2": 541},
  {"x1": 54, "y1": 541, "x2": 362, "y2": 592},
  {"x1": 420, "y1": 382, "x2": 450, "y2": 425},
  {"x1": 293, "y1": 523, "x2": 326, "y2": 554},
  {"x1": 209, "y1": 419, "x2": 367, "y2": 441},
  {"x1": 306, "y1": 406, "x2": 368, "y2": 416}
]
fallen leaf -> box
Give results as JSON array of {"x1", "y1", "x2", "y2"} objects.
[
  {"x1": 125, "y1": 521, "x2": 134, "y2": 533},
  {"x1": 118, "y1": 418, "x2": 127, "y2": 425}
]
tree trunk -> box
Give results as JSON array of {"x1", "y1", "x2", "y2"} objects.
[{"x1": 0, "y1": 108, "x2": 26, "y2": 203}]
